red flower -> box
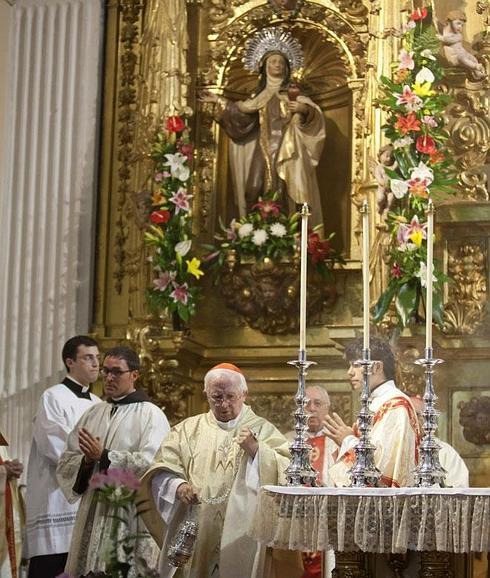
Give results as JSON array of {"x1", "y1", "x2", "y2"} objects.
[
  {"x1": 410, "y1": 7, "x2": 427, "y2": 21},
  {"x1": 252, "y1": 200, "x2": 281, "y2": 220},
  {"x1": 150, "y1": 210, "x2": 171, "y2": 224},
  {"x1": 429, "y1": 149, "x2": 445, "y2": 165},
  {"x1": 394, "y1": 113, "x2": 421, "y2": 135},
  {"x1": 165, "y1": 115, "x2": 185, "y2": 133},
  {"x1": 416, "y1": 135, "x2": 437, "y2": 155},
  {"x1": 307, "y1": 232, "x2": 332, "y2": 264},
  {"x1": 391, "y1": 263, "x2": 402, "y2": 278}
]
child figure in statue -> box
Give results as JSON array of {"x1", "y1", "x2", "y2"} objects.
[
  {"x1": 200, "y1": 28, "x2": 326, "y2": 226},
  {"x1": 435, "y1": 10, "x2": 486, "y2": 81},
  {"x1": 371, "y1": 144, "x2": 397, "y2": 219}
]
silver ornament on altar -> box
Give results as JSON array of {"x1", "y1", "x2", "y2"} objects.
[
  {"x1": 413, "y1": 347, "x2": 447, "y2": 487},
  {"x1": 243, "y1": 27, "x2": 304, "y2": 72},
  {"x1": 348, "y1": 351, "x2": 382, "y2": 487},
  {"x1": 167, "y1": 519, "x2": 198, "y2": 568}
]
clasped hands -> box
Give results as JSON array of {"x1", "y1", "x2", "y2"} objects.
[
  {"x1": 3, "y1": 459, "x2": 23, "y2": 480},
  {"x1": 323, "y1": 413, "x2": 355, "y2": 447},
  {"x1": 78, "y1": 428, "x2": 103, "y2": 464},
  {"x1": 176, "y1": 427, "x2": 258, "y2": 505}
]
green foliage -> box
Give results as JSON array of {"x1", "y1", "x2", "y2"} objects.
[
  {"x1": 143, "y1": 115, "x2": 203, "y2": 325},
  {"x1": 372, "y1": 6, "x2": 456, "y2": 329}
]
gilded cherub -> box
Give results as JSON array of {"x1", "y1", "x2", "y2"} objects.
[{"x1": 435, "y1": 10, "x2": 486, "y2": 81}]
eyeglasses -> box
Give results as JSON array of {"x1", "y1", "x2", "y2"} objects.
[
  {"x1": 208, "y1": 394, "x2": 241, "y2": 406},
  {"x1": 100, "y1": 367, "x2": 132, "y2": 378}
]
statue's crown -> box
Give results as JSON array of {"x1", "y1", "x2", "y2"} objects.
[{"x1": 243, "y1": 27, "x2": 304, "y2": 72}]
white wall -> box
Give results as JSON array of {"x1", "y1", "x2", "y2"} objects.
[{"x1": 0, "y1": 0, "x2": 104, "y2": 466}]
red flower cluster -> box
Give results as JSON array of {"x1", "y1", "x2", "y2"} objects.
[
  {"x1": 150, "y1": 209, "x2": 171, "y2": 224},
  {"x1": 394, "y1": 112, "x2": 421, "y2": 134},
  {"x1": 307, "y1": 232, "x2": 332, "y2": 264},
  {"x1": 410, "y1": 7, "x2": 427, "y2": 21},
  {"x1": 416, "y1": 135, "x2": 436, "y2": 155},
  {"x1": 251, "y1": 199, "x2": 281, "y2": 220},
  {"x1": 165, "y1": 115, "x2": 186, "y2": 133}
]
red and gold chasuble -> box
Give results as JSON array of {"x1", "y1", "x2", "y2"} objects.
[
  {"x1": 301, "y1": 436, "x2": 326, "y2": 578},
  {"x1": 0, "y1": 455, "x2": 17, "y2": 578}
]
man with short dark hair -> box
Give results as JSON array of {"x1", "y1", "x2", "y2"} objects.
[
  {"x1": 57, "y1": 345, "x2": 170, "y2": 577},
  {"x1": 25, "y1": 335, "x2": 101, "y2": 578},
  {"x1": 325, "y1": 337, "x2": 419, "y2": 487}
]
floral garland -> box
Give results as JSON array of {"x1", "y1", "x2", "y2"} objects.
[
  {"x1": 144, "y1": 115, "x2": 203, "y2": 324},
  {"x1": 205, "y1": 191, "x2": 343, "y2": 281},
  {"x1": 373, "y1": 7, "x2": 456, "y2": 328}
]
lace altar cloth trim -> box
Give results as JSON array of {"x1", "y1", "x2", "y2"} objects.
[{"x1": 250, "y1": 486, "x2": 490, "y2": 554}]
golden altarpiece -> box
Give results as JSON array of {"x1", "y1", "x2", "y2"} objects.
[{"x1": 93, "y1": 2, "x2": 490, "y2": 571}]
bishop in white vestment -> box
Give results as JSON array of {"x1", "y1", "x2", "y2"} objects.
[
  {"x1": 140, "y1": 363, "x2": 302, "y2": 578},
  {"x1": 25, "y1": 336, "x2": 101, "y2": 578},
  {"x1": 56, "y1": 346, "x2": 170, "y2": 577}
]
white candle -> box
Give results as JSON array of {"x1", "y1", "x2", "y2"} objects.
[
  {"x1": 299, "y1": 204, "x2": 309, "y2": 352},
  {"x1": 425, "y1": 200, "x2": 434, "y2": 350},
  {"x1": 362, "y1": 200, "x2": 370, "y2": 351}
]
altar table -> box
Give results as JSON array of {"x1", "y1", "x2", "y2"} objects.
[{"x1": 251, "y1": 486, "x2": 490, "y2": 554}]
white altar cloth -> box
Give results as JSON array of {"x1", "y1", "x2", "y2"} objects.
[{"x1": 250, "y1": 486, "x2": 490, "y2": 554}]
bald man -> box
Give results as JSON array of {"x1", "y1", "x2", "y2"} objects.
[
  {"x1": 298, "y1": 386, "x2": 338, "y2": 578},
  {"x1": 140, "y1": 363, "x2": 300, "y2": 578}
]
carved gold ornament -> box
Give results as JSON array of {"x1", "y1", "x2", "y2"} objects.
[
  {"x1": 443, "y1": 242, "x2": 487, "y2": 335},
  {"x1": 219, "y1": 253, "x2": 336, "y2": 334}
]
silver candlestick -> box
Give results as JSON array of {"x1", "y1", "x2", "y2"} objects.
[
  {"x1": 414, "y1": 347, "x2": 446, "y2": 487},
  {"x1": 349, "y1": 348, "x2": 382, "y2": 487},
  {"x1": 285, "y1": 350, "x2": 318, "y2": 486}
]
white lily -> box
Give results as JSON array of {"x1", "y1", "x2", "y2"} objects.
[
  {"x1": 415, "y1": 67, "x2": 435, "y2": 85},
  {"x1": 391, "y1": 179, "x2": 409, "y2": 199},
  {"x1": 175, "y1": 239, "x2": 192, "y2": 256},
  {"x1": 410, "y1": 162, "x2": 434, "y2": 186},
  {"x1": 416, "y1": 262, "x2": 437, "y2": 288},
  {"x1": 164, "y1": 152, "x2": 190, "y2": 182}
]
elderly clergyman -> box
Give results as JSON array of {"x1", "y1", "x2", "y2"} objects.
[{"x1": 141, "y1": 362, "x2": 300, "y2": 578}]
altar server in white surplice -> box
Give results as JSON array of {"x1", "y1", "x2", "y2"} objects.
[
  {"x1": 57, "y1": 345, "x2": 170, "y2": 578},
  {"x1": 140, "y1": 362, "x2": 302, "y2": 578},
  {"x1": 325, "y1": 337, "x2": 420, "y2": 488},
  {"x1": 26, "y1": 335, "x2": 101, "y2": 578}
]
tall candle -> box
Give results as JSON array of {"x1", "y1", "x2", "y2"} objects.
[
  {"x1": 425, "y1": 200, "x2": 434, "y2": 350},
  {"x1": 362, "y1": 200, "x2": 370, "y2": 350},
  {"x1": 299, "y1": 203, "x2": 309, "y2": 352}
]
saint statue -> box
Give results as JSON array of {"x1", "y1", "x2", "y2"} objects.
[{"x1": 200, "y1": 28, "x2": 326, "y2": 225}]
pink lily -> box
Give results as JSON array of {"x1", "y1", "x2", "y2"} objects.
[
  {"x1": 169, "y1": 187, "x2": 193, "y2": 214},
  {"x1": 170, "y1": 282, "x2": 189, "y2": 305},
  {"x1": 395, "y1": 85, "x2": 423, "y2": 112}
]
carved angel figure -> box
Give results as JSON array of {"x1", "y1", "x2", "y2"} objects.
[
  {"x1": 435, "y1": 10, "x2": 486, "y2": 81},
  {"x1": 370, "y1": 144, "x2": 397, "y2": 219},
  {"x1": 200, "y1": 28, "x2": 326, "y2": 225}
]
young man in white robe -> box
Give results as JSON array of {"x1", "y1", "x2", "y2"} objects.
[
  {"x1": 325, "y1": 337, "x2": 419, "y2": 488},
  {"x1": 25, "y1": 335, "x2": 101, "y2": 578},
  {"x1": 0, "y1": 431, "x2": 24, "y2": 578},
  {"x1": 140, "y1": 362, "x2": 302, "y2": 578},
  {"x1": 57, "y1": 345, "x2": 170, "y2": 578}
]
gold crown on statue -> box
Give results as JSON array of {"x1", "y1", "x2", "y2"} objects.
[{"x1": 243, "y1": 27, "x2": 304, "y2": 72}]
